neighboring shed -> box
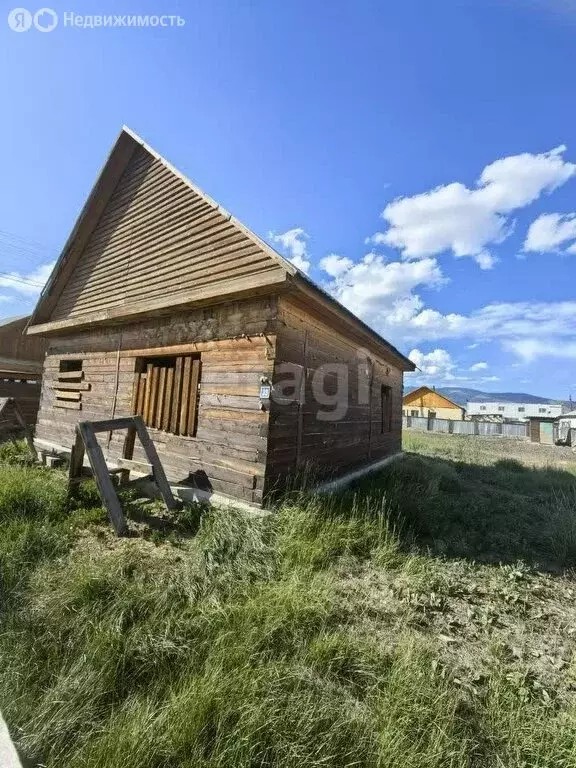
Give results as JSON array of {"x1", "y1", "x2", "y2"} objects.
[
  {"x1": 557, "y1": 410, "x2": 576, "y2": 445},
  {"x1": 26, "y1": 127, "x2": 415, "y2": 505},
  {"x1": 0, "y1": 315, "x2": 46, "y2": 427},
  {"x1": 528, "y1": 416, "x2": 557, "y2": 445},
  {"x1": 402, "y1": 386, "x2": 465, "y2": 421}
]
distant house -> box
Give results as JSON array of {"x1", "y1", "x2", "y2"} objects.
[
  {"x1": 467, "y1": 401, "x2": 562, "y2": 422},
  {"x1": 402, "y1": 386, "x2": 465, "y2": 421},
  {"x1": 0, "y1": 315, "x2": 46, "y2": 426}
]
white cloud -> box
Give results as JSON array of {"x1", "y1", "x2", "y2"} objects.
[
  {"x1": 362, "y1": 299, "x2": 576, "y2": 353},
  {"x1": 408, "y1": 347, "x2": 457, "y2": 380},
  {"x1": 409, "y1": 301, "x2": 576, "y2": 344},
  {"x1": 406, "y1": 352, "x2": 501, "y2": 386},
  {"x1": 523, "y1": 212, "x2": 576, "y2": 253},
  {"x1": 503, "y1": 338, "x2": 576, "y2": 362},
  {"x1": 0, "y1": 261, "x2": 55, "y2": 297},
  {"x1": 319, "y1": 253, "x2": 353, "y2": 278},
  {"x1": 474, "y1": 251, "x2": 498, "y2": 270},
  {"x1": 369, "y1": 146, "x2": 576, "y2": 266},
  {"x1": 401, "y1": 300, "x2": 576, "y2": 364},
  {"x1": 269, "y1": 228, "x2": 311, "y2": 273},
  {"x1": 319, "y1": 238, "x2": 576, "y2": 362},
  {"x1": 320, "y1": 252, "x2": 446, "y2": 328},
  {"x1": 281, "y1": 145, "x2": 576, "y2": 370}
]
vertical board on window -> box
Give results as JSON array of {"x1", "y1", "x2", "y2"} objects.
[
  {"x1": 133, "y1": 354, "x2": 200, "y2": 437},
  {"x1": 170, "y1": 356, "x2": 183, "y2": 434},
  {"x1": 381, "y1": 384, "x2": 392, "y2": 433}
]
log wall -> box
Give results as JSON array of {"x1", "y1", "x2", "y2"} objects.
[
  {"x1": 35, "y1": 297, "x2": 277, "y2": 504},
  {"x1": 266, "y1": 297, "x2": 403, "y2": 487}
]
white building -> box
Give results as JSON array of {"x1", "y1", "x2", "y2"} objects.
[{"x1": 466, "y1": 401, "x2": 562, "y2": 421}]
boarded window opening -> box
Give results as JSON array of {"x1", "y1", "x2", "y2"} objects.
[
  {"x1": 381, "y1": 385, "x2": 392, "y2": 433},
  {"x1": 133, "y1": 354, "x2": 201, "y2": 437},
  {"x1": 55, "y1": 359, "x2": 84, "y2": 410}
]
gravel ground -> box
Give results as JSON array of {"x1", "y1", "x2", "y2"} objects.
[{"x1": 403, "y1": 430, "x2": 576, "y2": 470}]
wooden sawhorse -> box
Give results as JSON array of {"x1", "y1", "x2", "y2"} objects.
[{"x1": 68, "y1": 416, "x2": 180, "y2": 536}]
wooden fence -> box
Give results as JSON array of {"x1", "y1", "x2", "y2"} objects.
[{"x1": 0, "y1": 375, "x2": 41, "y2": 426}]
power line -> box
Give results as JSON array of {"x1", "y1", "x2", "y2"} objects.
[
  {"x1": 0, "y1": 273, "x2": 45, "y2": 288},
  {"x1": 0, "y1": 228, "x2": 56, "y2": 254},
  {"x1": 0, "y1": 229, "x2": 56, "y2": 278}
]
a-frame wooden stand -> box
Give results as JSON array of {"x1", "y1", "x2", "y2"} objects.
[{"x1": 68, "y1": 416, "x2": 180, "y2": 536}]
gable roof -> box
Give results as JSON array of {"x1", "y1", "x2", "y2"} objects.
[
  {"x1": 27, "y1": 127, "x2": 414, "y2": 371},
  {"x1": 0, "y1": 315, "x2": 29, "y2": 328},
  {"x1": 403, "y1": 386, "x2": 464, "y2": 410}
]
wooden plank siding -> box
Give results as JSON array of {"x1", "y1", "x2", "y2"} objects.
[
  {"x1": 35, "y1": 297, "x2": 277, "y2": 505},
  {"x1": 0, "y1": 317, "x2": 47, "y2": 365},
  {"x1": 49, "y1": 146, "x2": 285, "y2": 322},
  {"x1": 0, "y1": 316, "x2": 46, "y2": 427},
  {"x1": 0, "y1": 378, "x2": 42, "y2": 426},
  {"x1": 265, "y1": 296, "x2": 403, "y2": 489}
]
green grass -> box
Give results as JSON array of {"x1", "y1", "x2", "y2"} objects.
[{"x1": 1, "y1": 435, "x2": 576, "y2": 766}]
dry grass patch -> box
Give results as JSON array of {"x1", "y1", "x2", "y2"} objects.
[{"x1": 1, "y1": 436, "x2": 576, "y2": 766}]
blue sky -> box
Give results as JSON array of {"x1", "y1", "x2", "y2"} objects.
[{"x1": 1, "y1": 0, "x2": 575, "y2": 398}]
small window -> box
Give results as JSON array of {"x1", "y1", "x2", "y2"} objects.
[
  {"x1": 498, "y1": 406, "x2": 505, "y2": 411},
  {"x1": 411, "y1": 409, "x2": 419, "y2": 417},
  {"x1": 538, "y1": 407, "x2": 546, "y2": 414},
  {"x1": 518, "y1": 407, "x2": 525, "y2": 413},
  {"x1": 381, "y1": 385, "x2": 392, "y2": 433},
  {"x1": 59, "y1": 359, "x2": 83, "y2": 373},
  {"x1": 60, "y1": 360, "x2": 82, "y2": 373},
  {"x1": 133, "y1": 354, "x2": 201, "y2": 437},
  {"x1": 480, "y1": 405, "x2": 486, "y2": 411}
]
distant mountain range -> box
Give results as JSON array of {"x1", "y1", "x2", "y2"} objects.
[{"x1": 437, "y1": 387, "x2": 570, "y2": 408}]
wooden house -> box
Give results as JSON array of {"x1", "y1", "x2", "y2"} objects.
[
  {"x1": 402, "y1": 386, "x2": 465, "y2": 421},
  {"x1": 27, "y1": 127, "x2": 414, "y2": 505},
  {"x1": 0, "y1": 315, "x2": 46, "y2": 427}
]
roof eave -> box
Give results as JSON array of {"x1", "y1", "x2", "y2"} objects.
[
  {"x1": 26, "y1": 269, "x2": 290, "y2": 336},
  {"x1": 289, "y1": 272, "x2": 415, "y2": 372}
]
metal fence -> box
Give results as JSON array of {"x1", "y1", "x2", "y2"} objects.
[{"x1": 403, "y1": 415, "x2": 529, "y2": 439}]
